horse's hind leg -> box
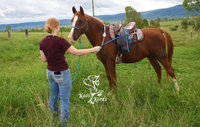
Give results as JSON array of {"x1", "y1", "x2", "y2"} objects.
[
  {"x1": 157, "y1": 57, "x2": 179, "y2": 94},
  {"x1": 147, "y1": 56, "x2": 161, "y2": 83}
]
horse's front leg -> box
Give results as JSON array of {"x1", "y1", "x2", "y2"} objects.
[
  {"x1": 102, "y1": 61, "x2": 110, "y2": 82},
  {"x1": 102, "y1": 60, "x2": 117, "y2": 92},
  {"x1": 106, "y1": 60, "x2": 117, "y2": 92}
]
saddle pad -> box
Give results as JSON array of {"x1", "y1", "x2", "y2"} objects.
[
  {"x1": 109, "y1": 24, "x2": 115, "y2": 39},
  {"x1": 132, "y1": 29, "x2": 144, "y2": 41}
]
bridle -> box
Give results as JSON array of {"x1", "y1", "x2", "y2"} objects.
[{"x1": 71, "y1": 15, "x2": 88, "y2": 33}]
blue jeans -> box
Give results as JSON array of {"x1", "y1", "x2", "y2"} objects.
[{"x1": 47, "y1": 69, "x2": 72, "y2": 125}]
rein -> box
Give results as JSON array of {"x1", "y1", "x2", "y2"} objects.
[
  {"x1": 72, "y1": 37, "x2": 81, "y2": 83},
  {"x1": 95, "y1": 25, "x2": 127, "y2": 54},
  {"x1": 94, "y1": 34, "x2": 126, "y2": 54}
]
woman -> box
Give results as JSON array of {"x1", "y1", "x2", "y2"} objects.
[{"x1": 39, "y1": 17, "x2": 101, "y2": 125}]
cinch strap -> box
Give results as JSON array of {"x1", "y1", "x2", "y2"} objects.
[{"x1": 122, "y1": 27, "x2": 130, "y2": 53}]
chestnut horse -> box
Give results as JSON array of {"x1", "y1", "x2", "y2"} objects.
[{"x1": 68, "y1": 6, "x2": 179, "y2": 94}]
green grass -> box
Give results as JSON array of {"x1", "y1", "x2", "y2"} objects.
[{"x1": 0, "y1": 21, "x2": 200, "y2": 126}]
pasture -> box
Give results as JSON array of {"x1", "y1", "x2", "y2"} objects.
[{"x1": 0, "y1": 21, "x2": 200, "y2": 126}]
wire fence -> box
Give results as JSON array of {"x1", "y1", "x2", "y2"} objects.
[{"x1": 189, "y1": 30, "x2": 199, "y2": 40}]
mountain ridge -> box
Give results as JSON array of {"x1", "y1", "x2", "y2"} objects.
[{"x1": 0, "y1": 5, "x2": 193, "y2": 30}]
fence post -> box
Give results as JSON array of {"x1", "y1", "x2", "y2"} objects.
[
  {"x1": 25, "y1": 29, "x2": 29, "y2": 37},
  {"x1": 191, "y1": 30, "x2": 192, "y2": 40},
  {"x1": 198, "y1": 30, "x2": 199, "y2": 39}
]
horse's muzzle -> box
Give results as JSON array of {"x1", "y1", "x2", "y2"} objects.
[
  {"x1": 68, "y1": 34, "x2": 77, "y2": 43},
  {"x1": 73, "y1": 35, "x2": 78, "y2": 41}
]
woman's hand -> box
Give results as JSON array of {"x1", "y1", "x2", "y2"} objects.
[{"x1": 93, "y1": 46, "x2": 101, "y2": 53}]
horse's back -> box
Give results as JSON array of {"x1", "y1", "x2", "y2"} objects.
[
  {"x1": 141, "y1": 28, "x2": 168, "y2": 56},
  {"x1": 142, "y1": 28, "x2": 164, "y2": 37},
  {"x1": 122, "y1": 28, "x2": 167, "y2": 63},
  {"x1": 141, "y1": 28, "x2": 166, "y2": 45}
]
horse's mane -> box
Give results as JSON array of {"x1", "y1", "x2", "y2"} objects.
[
  {"x1": 93, "y1": 17, "x2": 103, "y2": 24},
  {"x1": 86, "y1": 14, "x2": 103, "y2": 24}
]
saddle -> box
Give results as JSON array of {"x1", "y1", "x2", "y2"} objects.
[
  {"x1": 115, "y1": 22, "x2": 136, "y2": 35},
  {"x1": 109, "y1": 22, "x2": 144, "y2": 63}
]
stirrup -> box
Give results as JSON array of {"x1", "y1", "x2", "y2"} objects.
[{"x1": 115, "y1": 54, "x2": 122, "y2": 64}]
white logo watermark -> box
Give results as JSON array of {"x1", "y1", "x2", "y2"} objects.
[{"x1": 79, "y1": 75, "x2": 107, "y2": 104}]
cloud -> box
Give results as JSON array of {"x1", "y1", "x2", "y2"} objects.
[{"x1": 0, "y1": 0, "x2": 183, "y2": 24}]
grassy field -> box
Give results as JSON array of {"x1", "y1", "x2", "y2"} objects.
[{"x1": 0, "y1": 21, "x2": 200, "y2": 127}]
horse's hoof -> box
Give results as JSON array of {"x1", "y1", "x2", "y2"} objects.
[{"x1": 107, "y1": 89, "x2": 114, "y2": 96}]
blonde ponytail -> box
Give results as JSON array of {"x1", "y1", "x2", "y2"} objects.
[{"x1": 44, "y1": 18, "x2": 60, "y2": 33}]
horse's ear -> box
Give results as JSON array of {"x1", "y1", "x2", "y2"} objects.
[
  {"x1": 72, "y1": 6, "x2": 77, "y2": 14},
  {"x1": 80, "y1": 6, "x2": 84, "y2": 15}
]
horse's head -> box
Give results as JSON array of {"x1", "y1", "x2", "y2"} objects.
[{"x1": 68, "y1": 6, "x2": 88, "y2": 43}]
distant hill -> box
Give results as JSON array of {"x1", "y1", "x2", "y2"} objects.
[
  {"x1": 140, "y1": 5, "x2": 191, "y2": 19},
  {"x1": 96, "y1": 5, "x2": 192, "y2": 22},
  {"x1": 0, "y1": 5, "x2": 196, "y2": 30},
  {"x1": 0, "y1": 20, "x2": 71, "y2": 31}
]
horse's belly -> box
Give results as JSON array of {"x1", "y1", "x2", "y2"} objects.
[{"x1": 121, "y1": 54, "x2": 145, "y2": 63}]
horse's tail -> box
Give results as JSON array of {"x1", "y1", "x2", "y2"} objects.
[{"x1": 160, "y1": 29, "x2": 174, "y2": 81}]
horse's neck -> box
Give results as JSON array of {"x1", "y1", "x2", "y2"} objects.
[{"x1": 85, "y1": 16, "x2": 105, "y2": 47}]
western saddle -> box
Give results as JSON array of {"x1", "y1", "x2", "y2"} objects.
[
  {"x1": 114, "y1": 22, "x2": 136, "y2": 35},
  {"x1": 112, "y1": 22, "x2": 139, "y2": 63}
]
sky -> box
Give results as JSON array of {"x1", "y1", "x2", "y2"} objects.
[{"x1": 0, "y1": 0, "x2": 184, "y2": 24}]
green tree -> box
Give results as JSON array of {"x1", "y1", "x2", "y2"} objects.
[
  {"x1": 194, "y1": 16, "x2": 200, "y2": 31},
  {"x1": 189, "y1": 20, "x2": 196, "y2": 28},
  {"x1": 154, "y1": 22, "x2": 160, "y2": 28},
  {"x1": 170, "y1": 25, "x2": 179, "y2": 31},
  {"x1": 143, "y1": 19, "x2": 149, "y2": 28},
  {"x1": 149, "y1": 20, "x2": 160, "y2": 28},
  {"x1": 181, "y1": 19, "x2": 188, "y2": 31},
  {"x1": 6, "y1": 25, "x2": 12, "y2": 38},
  {"x1": 157, "y1": 18, "x2": 160, "y2": 22},
  {"x1": 170, "y1": 26, "x2": 177, "y2": 31},
  {"x1": 175, "y1": 25, "x2": 179, "y2": 29},
  {"x1": 150, "y1": 20, "x2": 155, "y2": 28},
  {"x1": 6, "y1": 25, "x2": 12, "y2": 32},
  {"x1": 182, "y1": 0, "x2": 200, "y2": 15},
  {"x1": 124, "y1": 6, "x2": 144, "y2": 28}
]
